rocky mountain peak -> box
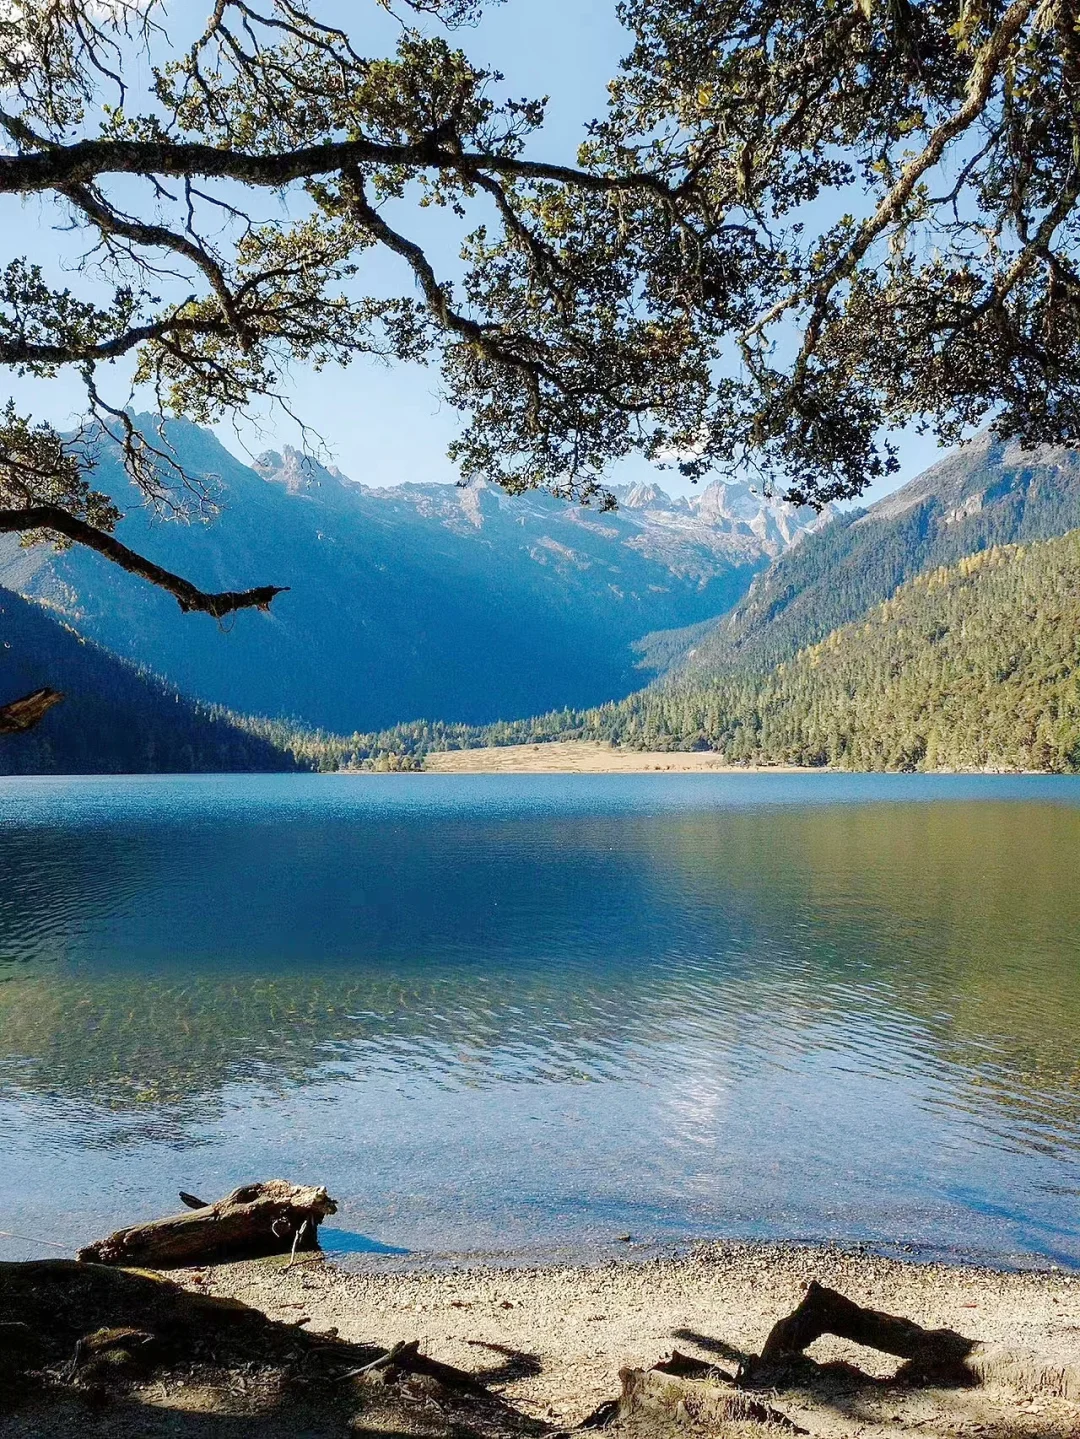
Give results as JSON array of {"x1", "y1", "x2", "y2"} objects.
[
  {"x1": 254, "y1": 446, "x2": 354, "y2": 494},
  {"x1": 621, "y1": 482, "x2": 672, "y2": 509}
]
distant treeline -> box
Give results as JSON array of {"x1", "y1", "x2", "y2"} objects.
[{"x1": 284, "y1": 530, "x2": 1080, "y2": 774}]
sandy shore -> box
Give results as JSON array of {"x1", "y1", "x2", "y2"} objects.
[
  {"x1": 181, "y1": 1243, "x2": 1080, "y2": 1437},
  {"x1": 421, "y1": 742, "x2": 811, "y2": 773},
  {"x1": 5, "y1": 1243, "x2": 1078, "y2": 1437}
]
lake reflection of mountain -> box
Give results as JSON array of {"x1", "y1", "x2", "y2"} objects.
[{"x1": 1, "y1": 774, "x2": 1078, "y2": 1265}]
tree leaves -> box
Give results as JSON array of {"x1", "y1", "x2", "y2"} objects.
[{"x1": 3, "y1": 0, "x2": 1080, "y2": 618}]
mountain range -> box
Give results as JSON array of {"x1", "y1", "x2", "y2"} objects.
[
  {"x1": 555, "y1": 528, "x2": 1080, "y2": 771},
  {"x1": 7, "y1": 421, "x2": 1080, "y2": 774},
  {"x1": 0, "y1": 418, "x2": 825, "y2": 735}
]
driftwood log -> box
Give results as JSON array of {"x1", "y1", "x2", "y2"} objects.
[
  {"x1": 0, "y1": 688, "x2": 62, "y2": 734},
  {"x1": 77, "y1": 1181, "x2": 338, "y2": 1268}
]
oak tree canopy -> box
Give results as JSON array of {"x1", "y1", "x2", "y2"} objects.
[{"x1": 1, "y1": 0, "x2": 1077, "y2": 650}]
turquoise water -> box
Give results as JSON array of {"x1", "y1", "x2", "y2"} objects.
[{"x1": 0, "y1": 772, "x2": 1078, "y2": 1268}]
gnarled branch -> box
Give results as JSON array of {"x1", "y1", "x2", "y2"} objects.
[
  {"x1": 0, "y1": 687, "x2": 64, "y2": 734},
  {"x1": 758, "y1": 1281, "x2": 975, "y2": 1372},
  {"x1": 0, "y1": 507, "x2": 286, "y2": 617},
  {"x1": 0, "y1": 135, "x2": 679, "y2": 203}
]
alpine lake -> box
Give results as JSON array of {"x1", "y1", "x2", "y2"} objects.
[{"x1": 0, "y1": 772, "x2": 1077, "y2": 1269}]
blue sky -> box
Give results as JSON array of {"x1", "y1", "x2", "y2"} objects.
[{"x1": 5, "y1": 0, "x2": 950, "y2": 505}]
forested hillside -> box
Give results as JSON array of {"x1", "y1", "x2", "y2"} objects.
[
  {"x1": 596, "y1": 534, "x2": 1080, "y2": 770},
  {"x1": 0, "y1": 589, "x2": 300, "y2": 775},
  {"x1": 326, "y1": 531, "x2": 1080, "y2": 773},
  {"x1": 664, "y1": 434, "x2": 1080, "y2": 683}
]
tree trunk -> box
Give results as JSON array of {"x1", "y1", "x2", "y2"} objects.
[
  {"x1": 617, "y1": 1365, "x2": 806, "y2": 1433},
  {"x1": 77, "y1": 1181, "x2": 337, "y2": 1268}
]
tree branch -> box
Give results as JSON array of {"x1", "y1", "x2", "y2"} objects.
[
  {"x1": 0, "y1": 507, "x2": 286, "y2": 617},
  {"x1": 342, "y1": 169, "x2": 552, "y2": 424},
  {"x1": 60, "y1": 182, "x2": 253, "y2": 347},
  {"x1": 0, "y1": 687, "x2": 64, "y2": 735},
  {"x1": 342, "y1": 171, "x2": 653, "y2": 425},
  {"x1": 0, "y1": 134, "x2": 678, "y2": 202},
  {"x1": 0, "y1": 314, "x2": 233, "y2": 367}
]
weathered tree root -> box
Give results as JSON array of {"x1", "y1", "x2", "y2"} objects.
[
  {"x1": 77, "y1": 1180, "x2": 338, "y2": 1268},
  {"x1": 610, "y1": 1281, "x2": 1080, "y2": 1439},
  {"x1": 757, "y1": 1280, "x2": 974, "y2": 1379},
  {"x1": 66, "y1": 1326, "x2": 163, "y2": 1382},
  {"x1": 751, "y1": 1280, "x2": 1080, "y2": 1400},
  {"x1": 340, "y1": 1337, "x2": 492, "y2": 1396},
  {"x1": 617, "y1": 1365, "x2": 807, "y2": 1433},
  {"x1": 962, "y1": 1343, "x2": 1080, "y2": 1401}
]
